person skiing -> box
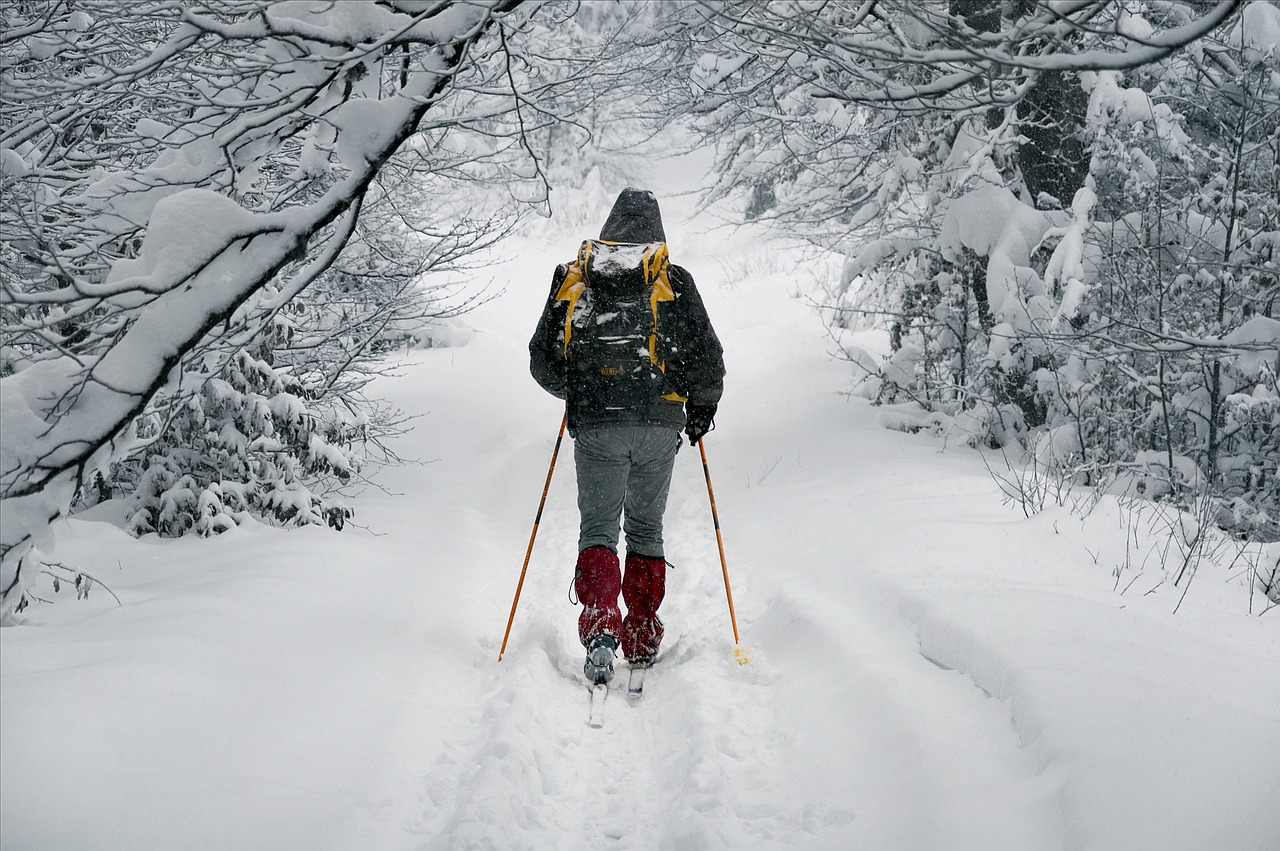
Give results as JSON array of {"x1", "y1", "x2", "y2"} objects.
[{"x1": 529, "y1": 188, "x2": 725, "y2": 685}]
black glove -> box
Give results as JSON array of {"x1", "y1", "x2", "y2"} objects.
[{"x1": 685, "y1": 403, "x2": 717, "y2": 445}]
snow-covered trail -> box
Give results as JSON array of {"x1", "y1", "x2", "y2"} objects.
[
  {"x1": 4, "y1": 164, "x2": 1278, "y2": 851},
  {"x1": 372, "y1": 254, "x2": 1060, "y2": 850},
  {"x1": 293, "y1": 182, "x2": 1066, "y2": 849}
]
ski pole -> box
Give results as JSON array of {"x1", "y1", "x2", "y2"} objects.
[
  {"x1": 498, "y1": 411, "x2": 567, "y2": 662},
  {"x1": 698, "y1": 439, "x2": 741, "y2": 647}
]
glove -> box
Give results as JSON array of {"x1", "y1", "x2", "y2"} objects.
[{"x1": 684, "y1": 403, "x2": 717, "y2": 445}]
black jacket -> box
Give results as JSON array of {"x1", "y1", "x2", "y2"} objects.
[
  {"x1": 529, "y1": 260, "x2": 725, "y2": 434},
  {"x1": 530, "y1": 189, "x2": 725, "y2": 434}
]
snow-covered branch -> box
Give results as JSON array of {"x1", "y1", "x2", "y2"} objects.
[
  {"x1": 691, "y1": 1, "x2": 1244, "y2": 112},
  {"x1": 1, "y1": 0, "x2": 524, "y2": 618}
]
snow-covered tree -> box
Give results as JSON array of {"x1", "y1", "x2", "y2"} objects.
[
  {"x1": 674, "y1": 0, "x2": 1241, "y2": 224},
  {"x1": 668, "y1": 1, "x2": 1277, "y2": 542},
  {"x1": 854, "y1": 4, "x2": 1279, "y2": 540},
  {"x1": 1052, "y1": 7, "x2": 1280, "y2": 535},
  {"x1": 0, "y1": 0, "x2": 565, "y2": 618},
  {"x1": 85, "y1": 170, "x2": 516, "y2": 539}
]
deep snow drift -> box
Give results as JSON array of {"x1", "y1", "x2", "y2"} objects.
[{"x1": 3, "y1": 174, "x2": 1278, "y2": 851}]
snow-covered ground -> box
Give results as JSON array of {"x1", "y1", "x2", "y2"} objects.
[{"x1": 3, "y1": 163, "x2": 1278, "y2": 851}]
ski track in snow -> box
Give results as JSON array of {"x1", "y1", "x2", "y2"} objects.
[
  {"x1": 5, "y1": 162, "x2": 1278, "y2": 851},
  {"x1": 408, "y1": 494, "x2": 838, "y2": 850},
  {"x1": 388, "y1": 417, "x2": 1061, "y2": 851}
]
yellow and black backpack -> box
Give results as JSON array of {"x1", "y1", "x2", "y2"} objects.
[{"x1": 554, "y1": 239, "x2": 687, "y2": 411}]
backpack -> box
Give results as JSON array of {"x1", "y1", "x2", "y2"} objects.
[{"x1": 555, "y1": 239, "x2": 687, "y2": 409}]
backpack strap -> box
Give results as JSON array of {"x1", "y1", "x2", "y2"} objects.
[
  {"x1": 639, "y1": 244, "x2": 688, "y2": 403},
  {"x1": 555, "y1": 240, "x2": 593, "y2": 356},
  {"x1": 643, "y1": 243, "x2": 675, "y2": 365}
]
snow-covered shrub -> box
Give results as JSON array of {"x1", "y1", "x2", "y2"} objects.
[
  {"x1": 121, "y1": 341, "x2": 361, "y2": 537},
  {"x1": 826, "y1": 7, "x2": 1280, "y2": 542},
  {"x1": 1059, "y1": 20, "x2": 1279, "y2": 537}
]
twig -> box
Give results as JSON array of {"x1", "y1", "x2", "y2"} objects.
[{"x1": 42, "y1": 562, "x2": 123, "y2": 607}]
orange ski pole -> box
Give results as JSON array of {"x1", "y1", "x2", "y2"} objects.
[
  {"x1": 498, "y1": 411, "x2": 567, "y2": 662},
  {"x1": 699, "y1": 439, "x2": 741, "y2": 646}
]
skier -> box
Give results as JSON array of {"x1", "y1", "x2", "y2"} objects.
[{"x1": 529, "y1": 188, "x2": 725, "y2": 684}]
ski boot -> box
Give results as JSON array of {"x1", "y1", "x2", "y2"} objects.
[{"x1": 584, "y1": 634, "x2": 619, "y2": 685}]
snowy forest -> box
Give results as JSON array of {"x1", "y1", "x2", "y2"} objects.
[
  {"x1": 3, "y1": 2, "x2": 1279, "y2": 849},
  {"x1": 4, "y1": 1, "x2": 1277, "y2": 614}
]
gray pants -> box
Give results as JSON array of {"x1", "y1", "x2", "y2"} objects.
[{"x1": 574, "y1": 426, "x2": 680, "y2": 557}]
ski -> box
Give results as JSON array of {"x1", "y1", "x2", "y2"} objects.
[
  {"x1": 626, "y1": 666, "x2": 646, "y2": 701},
  {"x1": 587, "y1": 682, "x2": 608, "y2": 727}
]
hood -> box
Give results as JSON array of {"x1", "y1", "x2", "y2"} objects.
[{"x1": 598, "y1": 188, "x2": 666, "y2": 244}]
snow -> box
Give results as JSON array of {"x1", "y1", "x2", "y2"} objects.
[
  {"x1": 133, "y1": 117, "x2": 173, "y2": 141},
  {"x1": 591, "y1": 241, "x2": 653, "y2": 275},
  {"x1": 1236, "y1": 1, "x2": 1280, "y2": 63},
  {"x1": 1042, "y1": 184, "x2": 1097, "y2": 301},
  {"x1": 691, "y1": 52, "x2": 754, "y2": 92},
  {"x1": 3, "y1": 159, "x2": 1279, "y2": 850},
  {"x1": 0, "y1": 147, "x2": 30, "y2": 177},
  {"x1": 1032, "y1": 421, "x2": 1082, "y2": 467},
  {"x1": 1224, "y1": 315, "x2": 1280, "y2": 379},
  {"x1": 104, "y1": 189, "x2": 259, "y2": 300},
  {"x1": 330, "y1": 98, "x2": 414, "y2": 169},
  {"x1": 266, "y1": 1, "x2": 411, "y2": 43},
  {"x1": 1083, "y1": 71, "x2": 1189, "y2": 153},
  {"x1": 939, "y1": 184, "x2": 1065, "y2": 323}
]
